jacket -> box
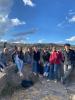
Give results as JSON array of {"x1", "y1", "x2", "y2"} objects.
[
  {"x1": 63, "y1": 49, "x2": 75, "y2": 65},
  {"x1": 49, "y1": 51, "x2": 62, "y2": 64}
]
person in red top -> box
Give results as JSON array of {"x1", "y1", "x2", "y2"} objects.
[{"x1": 49, "y1": 47, "x2": 63, "y2": 82}]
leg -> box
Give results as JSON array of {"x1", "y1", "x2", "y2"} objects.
[
  {"x1": 62, "y1": 64, "x2": 73, "y2": 84},
  {"x1": 20, "y1": 60, "x2": 24, "y2": 72},
  {"x1": 43, "y1": 63, "x2": 47, "y2": 76},
  {"x1": 45, "y1": 62, "x2": 50, "y2": 77},
  {"x1": 54, "y1": 64, "x2": 59, "y2": 80},
  {"x1": 64, "y1": 64, "x2": 68, "y2": 74},
  {"x1": 49, "y1": 64, "x2": 54, "y2": 80},
  {"x1": 32, "y1": 60, "x2": 38, "y2": 75}
]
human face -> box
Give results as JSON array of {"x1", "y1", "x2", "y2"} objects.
[
  {"x1": 33, "y1": 47, "x2": 38, "y2": 52},
  {"x1": 52, "y1": 47, "x2": 56, "y2": 52},
  {"x1": 18, "y1": 47, "x2": 22, "y2": 52},
  {"x1": 3, "y1": 48, "x2": 8, "y2": 54},
  {"x1": 64, "y1": 46, "x2": 70, "y2": 51}
]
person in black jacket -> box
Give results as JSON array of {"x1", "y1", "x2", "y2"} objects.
[
  {"x1": 42, "y1": 49, "x2": 50, "y2": 77},
  {"x1": 61, "y1": 43, "x2": 75, "y2": 84},
  {"x1": 12, "y1": 45, "x2": 18, "y2": 63},
  {"x1": 32, "y1": 47, "x2": 40, "y2": 75}
]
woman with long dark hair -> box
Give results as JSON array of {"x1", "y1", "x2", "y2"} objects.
[{"x1": 14, "y1": 46, "x2": 24, "y2": 77}]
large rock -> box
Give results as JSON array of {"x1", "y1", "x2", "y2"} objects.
[{"x1": 0, "y1": 72, "x2": 6, "y2": 94}]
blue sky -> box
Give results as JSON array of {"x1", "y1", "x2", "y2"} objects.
[{"x1": 0, "y1": 0, "x2": 75, "y2": 44}]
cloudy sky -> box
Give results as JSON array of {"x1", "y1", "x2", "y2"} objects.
[{"x1": 0, "y1": 0, "x2": 75, "y2": 44}]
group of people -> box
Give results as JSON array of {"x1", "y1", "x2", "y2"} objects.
[
  {"x1": 32, "y1": 44, "x2": 75, "y2": 84},
  {"x1": 0, "y1": 43, "x2": 75, "y2": 85}
]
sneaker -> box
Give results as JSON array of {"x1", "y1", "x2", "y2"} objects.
[
  {"x1": 33, "y1": 72, "x2": 37, "y2": 76},
  {"x1": 47, "y1": 79, "x2": 50, "y2": 82},
  {"x1": 18, "y1": 72, "x2": 23, "y2": 77},
  {"x1": 0, "y1": 68, "x2": 5, "y2": 73},
  {"x1": 54, "y1": 79, "x2": 57, "y2": 83},
  {"x1": 43, "y1": 72, "x2": 46, "y2": 77}
]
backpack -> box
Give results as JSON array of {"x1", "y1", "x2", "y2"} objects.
[{"x1": 21, "y1": 80, "x2": 34, "y2": 88}]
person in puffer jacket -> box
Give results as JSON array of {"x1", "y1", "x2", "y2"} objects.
[{"x1": 49, "y1": 47, "x2": 63, "y2": 82}]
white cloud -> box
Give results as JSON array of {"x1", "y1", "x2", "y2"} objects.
[
  {"x1": 0, "y1": 15, "x2": 26, "y2": 36},
  {"x1": 69, "y1": 16, "x2": 75, "y2": 23},
  {"x1": 69, "y1": 12, "x2": 75, "y2": 15},
  {"x1": 0, "y1": 39, "x2": 7, "y2": 42},
  {"x1": 13, "y1": 40, "x2": 26, "y2": 44},
  {"x1": 57, "y1": 23, "x2": 63, "y2": 27},
  {"x1": 11, "y1": 18, "x2": 26, "y2": 26},
  {"x1": 0, "y1": 0, "x2": 34, "y2": 37},
  {"x1": 0, "y1": 0, "x2": 25, "y2": 36},
  {"x1": 57, "y1": 20, "x2": 67, "y2": 28},
  {"x1": 0, "y1": 15, "x2": 8, "y2": 23},
  {"x1": 38, "y1": 39, "x2": 45, "y2": 43},
  {"x1": 0, "y1": 14, "x2": 10, "y2": 36},
  {"x1": 68, "y1": 10, "x2": 75, "y2": 15},
  {"x1": 0, "y1": 0, "x2": 13, "y2": 36},
  {"x1": 66, "y1": 36, "x2": 75, "y2": 42},
  {"x1": 23, "y1": 0, "x2": 35, "y2": 7}
]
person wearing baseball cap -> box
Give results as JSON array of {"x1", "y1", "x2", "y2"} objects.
[{"x1": 61, "y1": 43, "x2": 75, "y2": 84}]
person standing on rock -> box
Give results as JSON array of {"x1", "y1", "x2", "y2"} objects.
[
  {"x1": 61, "y1": 43, "x2": 75, "y2": 84},
  {"x1": 42, "y1": 48, "x2": 50, "y2": 77},
  {"x1": 32, "y1": 47, "x2": 41, "y2": 76},
  {"x1": 14, "y1": 46, "x2": 24, "y2": 77},
  {"x1": 49, "y1": 47, "x2": 63, "y2": 82}
]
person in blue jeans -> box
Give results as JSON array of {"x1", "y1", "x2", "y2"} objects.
[
  {"x1": 49, "y1": 47, "x2": 63, "y2": 82},
  {"x1": 14, "y1": 46, "x2": 24, "y2": 77},
  {"x1": 32, "y1": 47, "x2": 40, "y2": 76},
  {"x1": 42, "y1": 49, "x2": 50, "y2": 77}
]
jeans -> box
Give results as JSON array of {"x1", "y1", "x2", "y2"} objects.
[
  {"x1": 15, "y1": 56, "x2": 24, "y2": 73},
  {"x1": 49, "y1": 64, "x2": 60, "y2": 80},
  {"x1": 62, "y1": 64, "x2": 73, "y2": 82},
  {"x1": 54, "y1": 64, "x2": 60, "y2": 80},
  {"x1": 32, "y1": 60, "x2": 39, "y2": 74},
  {"x1": 44, "y1": 62, "x2": 50, "y2": 74},
  {"x1": 49, "y1": 64, "x2": 54, "y2": 79}
]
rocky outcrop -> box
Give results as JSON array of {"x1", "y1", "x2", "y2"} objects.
[
  {"x1": 0, "y1": 72, "x2": 6, "y2": 94},
  {"x1": 0, "y1": 64, "x2": 75, "y2": 100}
]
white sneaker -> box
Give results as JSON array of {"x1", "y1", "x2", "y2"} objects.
[
  {"x1": 45, "y1": 73, "x2": 48, "y2": 77},
  {"x1": 0, "y1": 68, "x2": 5, "y2": 72},
  {"x1": 43, "y1": 72, "x2": 46, "y2": 76},
  {"x1": 18, "y1": 72, "x2": 23, "y2": 77},
  {"x1": 54, "y1": 79, "x2": 57, "y2": 83},
  {"x1": 47, "y1": 79, "x2": 50, "y2": 82},
  {"x1": 33, "y1": 72, "x2": 37, "y2": 76}
]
